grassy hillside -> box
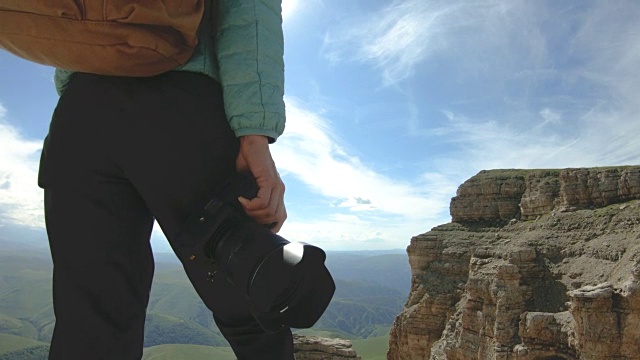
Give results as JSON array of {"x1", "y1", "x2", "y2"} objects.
[
  {"x1": 147, "y1": 261, "x2": 405, "y2": 340},
  {"x1": 0, "y1": 312, "x2": 37, "y2": 339},
  {"x1": 352, "y1": 333, "x2": 390, "y2": 360},
  {"x1": 147, "y1": 265, "x2": 219, "y2": 331},
  {"x1": 140, "y1": 331, "x2": 391, "y2": 360},
  {"x1": 311, "y1": 279, "x2": 404, "y2": 338},
  {"x1": 144, "y1": 313, "x2": 226, "y2": 347},
  {"x1": 138, "y1": 336, "x2": 391, "y2": 360},
  {"x1": 0, "y1": 346, "x2": 49, "y2": 360},
  {"x1": 0, "y1": 333, "x2": 46, "y2": 355},
  {"x1": 0, "y1": 252, "x2": 55, "y2": 343},
  {"x1": 325, "y1": 252, "x2": 411, "y2": 295},
  {"x1": 142, "y1": 344, "x2": 235, "y2": 360},
  {"x1": 0, "y1": 244, "x2": 407, "y2": 357}
]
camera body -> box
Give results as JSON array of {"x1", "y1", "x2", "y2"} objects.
[{"x1": 176, "y1": 173, "x2": 335, "y2": 333}]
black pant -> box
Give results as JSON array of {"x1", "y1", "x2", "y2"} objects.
[{"x1": 38, "y1": 72, "x2": 294, "y2": 359}]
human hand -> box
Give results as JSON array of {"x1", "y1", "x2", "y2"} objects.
[{"x1": 235, "y1": 135, "x2": 287, "y2": 233}]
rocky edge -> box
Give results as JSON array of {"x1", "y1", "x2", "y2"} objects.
[{"x1": 388, "y1": 167, "x2": 640, "y2": 360}]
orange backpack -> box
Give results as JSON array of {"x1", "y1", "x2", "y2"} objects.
[{"x1": 0, "y1": 1, "x2": 207, "y2": 76}]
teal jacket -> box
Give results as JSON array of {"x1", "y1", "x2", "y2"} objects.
[{"x1": 54, "y1": 0, "x2": 286, "y2": 142}]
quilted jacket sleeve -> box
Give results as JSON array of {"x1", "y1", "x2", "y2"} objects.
[{"x1": 215, "y1": 0, "x2": 285, "y2": 142}]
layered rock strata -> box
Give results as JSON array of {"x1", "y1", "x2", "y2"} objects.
[
  {"x1": 450, "y1": 167, "x2": 640, "y2": 221},
  {"x1": 294, "y1": 334, "x2": 361, "y2": 360},
  {"x1": 389, "y1": 167, "x2": 640, "y2": 360}
]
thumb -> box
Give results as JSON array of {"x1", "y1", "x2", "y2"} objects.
[{"x1": 237, "y1": 196, "x2": 250, "y2": 207}]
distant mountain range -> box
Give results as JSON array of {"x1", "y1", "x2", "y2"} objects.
[{"x1": 0, "y1": 238, "x2": 410, "y2": 358}]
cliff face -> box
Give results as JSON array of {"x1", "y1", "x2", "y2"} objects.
[{"x1": 389, "y1": 167, "x2": 640, "y2": 360}]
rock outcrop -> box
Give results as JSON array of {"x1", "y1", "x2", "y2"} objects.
[
  {"x1": 294, "y1": 334, "x2": 361, "y2": 360},
  {"x1": 389, "y1": 167, "x2": 640, "y2": 360}
]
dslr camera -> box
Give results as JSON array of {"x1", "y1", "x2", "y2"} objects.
[{"x1": 176, "y1": 172, "x2": 335, "y2": 333}]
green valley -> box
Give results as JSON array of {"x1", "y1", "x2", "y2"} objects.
[{"x1": 0, "y1": 242, "x2": 408, "y2": 358}]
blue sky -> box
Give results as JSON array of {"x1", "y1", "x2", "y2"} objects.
[{"x1": 1, "y1": 0, "x2": 640, "y2": 252}]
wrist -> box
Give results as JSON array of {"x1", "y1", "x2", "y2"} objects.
[{"x1": 239, "y1": 135, "x2": 269, "y2": 147}]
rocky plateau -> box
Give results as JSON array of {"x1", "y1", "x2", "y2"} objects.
[
  {"x1": 294, "y1": 334, "x2": 361, "y2": 360},
  {"x1": 388, "y1": 167, "x2": 640, "y2": 360}
]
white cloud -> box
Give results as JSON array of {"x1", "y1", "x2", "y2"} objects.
[
  {"x1": 271, "y1": 98, "x2": 456, "y2": 249},
  {"x1": 323, "y1": 0, "x2": 547, "y2": 85},
  {"x1": 281, "y1": 0, "x2": 298, "y2": 21},
  {"x1": 281, "y1": 0, "x2": 323, "y2": 25},
  {"x1": 337, "y1": 197, "x2": 375, "y2": 212},
  {"x1": 538, "y1": 108, "x2": 561, "y2": 127},
  {"x1": 274, "y1": 98, "x2": 452, "y2": 220},
  {"x1": 350, "y1": 0, "x2": 640, "y2": 182},
  {"x1": 569, "y1": 2, "x2": 640, "y2": 108},
  {"x1": 431, "y1": 103, "x2": 640, "y2": 179},
  {"x1": 277, "y1": 214, "x2": 425, "y2": 251},
  {"x1": 425, "y1": 2, "x2": 640, "y2": 174},
  {"x1": 0, "y1": 105, "x2": 44, "y2": 228},
  {"x1": 323, "y1": 0, "x2": 443, "y2": 83}
]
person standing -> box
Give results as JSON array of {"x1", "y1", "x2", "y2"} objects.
[{"x1": 37, "y1": 0, "x2": 291, "y2": 358}]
